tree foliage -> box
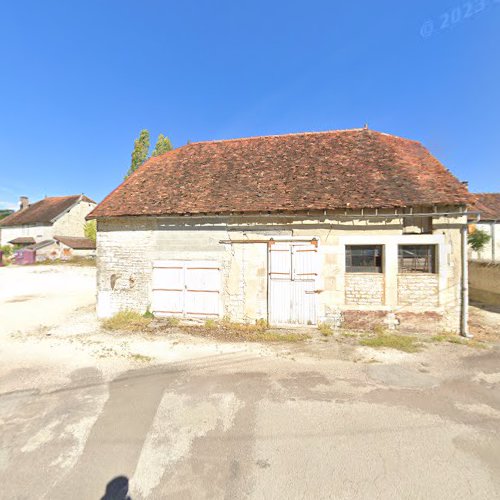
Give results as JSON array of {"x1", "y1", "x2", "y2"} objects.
[
  {"x1": 125, "y1": 129, "x2": 150, "y2": 179},
  {"x1": 468, "y1": 227, "x2": 491, "y2": 252},
  {"x1": 84, "y1": 220, "x2": 97, "y2": 243},
  {"x1": 151, "y1": 134, "x2": 173, "y2": 157}
]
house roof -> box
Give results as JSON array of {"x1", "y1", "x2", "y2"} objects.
[
  {"x1": 8, "y1": 237, "x2": 35, "y2": 245},
  {"x1": 25, "y1": 239, "x2": 57, "y2": 251},
  {"x1": 54, "y1": 236, "x2": 96, "y2": 250},
  {"x1": 0, "y1": 195, "x2": 95, "y2": 227},
  {"x1": 88, "y1": 129, "x2": 471, "y2": 219},
  {"x1": 473, "y1": 193, "x2": 500, "y2": 221}
]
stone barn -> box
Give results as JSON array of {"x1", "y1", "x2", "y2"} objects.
[{"x1": 88, "y1": 129, "x2": 473, "y2": 334}]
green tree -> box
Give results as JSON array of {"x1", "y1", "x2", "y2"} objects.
[
  {"x1": 84, "y1": 220, "x2": 97, "y2": 243},
  {"x1": 125, "y1": 129, "x2": 150, "y2": 178},
  {"x1": 151, "y1": 134, "x2": 173, "y2": 157},
  {"x1": 468, "y1": 227, "x2": 491, "y2": 252}
]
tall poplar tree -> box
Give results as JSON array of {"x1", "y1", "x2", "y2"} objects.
[
  {"x1": 125, "y1": 129, "x2": 150, "y2": 178},
  {"x1": 151, "y1": 134, "x2": 173, "y2": 157}
]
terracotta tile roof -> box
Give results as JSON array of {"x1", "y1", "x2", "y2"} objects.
[
  {"x1": 472, "y1": 193, "x2": 500, "y2": 220},
  {"x1": 8, "y1": 237, "x2": 35, "y2": 245},
  {"x1": 54, "y1": 236, "x2": 96, "y2": 250},
  {"x1": 0, "y1": 195, "x2": 95, "y2": 227},
  {"x1": 89, "y1": 129, "x2": 471, "y2": 219}
]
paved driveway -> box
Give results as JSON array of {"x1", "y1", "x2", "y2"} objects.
[{"x1": 0, "y1": 265, "x2": 500, "y2": 499}]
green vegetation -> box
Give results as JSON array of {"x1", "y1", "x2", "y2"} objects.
[
  {"x1": 0, "y1": 209, "x2": 14, "y2": 220},
  {"x1": 176, "y1": 318, "x2": 309, "y2": 343},
  {"x1": 151, "y1": 134, "x2": 173, "y2": 157},
  {"x1": 360, "y1": 333, "x2": 422, "y2": 353},
  {"x1": 468, "y1": 228, "x2": 491, "y2": 252},
  {"x1": 125, "y1": 129, "x2": 175, "y2": 178},
  {"x1": 317, "y1": 322, "x2": 333, "y2": 337},
  {"x1": 102, "y1": 310, "x2": 152, "y2": 332},
  {"x1": 0, "y1": 244, "x2": 14, "y2": 257},
  {"x1": 84, "y1": 220, "x2": 96, "y2": 242},
  {"x1": 126, "y1": 129, "x2": 151, "y2": 178},
  {"x1": 431, "y1": 334, "x2": 487, "y2": 349}
]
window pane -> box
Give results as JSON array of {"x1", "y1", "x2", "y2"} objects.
[
  {"x1": 398, "y1": 245, "x2": 436, "y2": 273},
  {"x1": 346, "y1": 245, "x2": 383, "y2": 273}
]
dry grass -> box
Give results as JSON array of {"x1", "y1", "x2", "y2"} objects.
[
  {"x1": 360, "y1": 333, "x2": 422, "y2": 353},
  {"x1": 35, "y1": 257, "x2": 96, "y2": 267},
  {"x1": 431, "y1": 334, "x2": 488, "y2": 349},
  {"x1": 102, "y1": 310, "x2": 152, "y2": 332},
  {"x1": 178, "y1": 319, "x2": 309, "y2": 343},
  {"x1": 317, "y1": 322, "x2": 334, "y2": 337}
]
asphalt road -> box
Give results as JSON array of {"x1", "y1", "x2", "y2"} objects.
[{"x1": 2, "y1": 348, "x2": 500, "y2": 500}]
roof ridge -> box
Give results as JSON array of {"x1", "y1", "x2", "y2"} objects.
[{"x1": 187, "y1": 128, "x2": 420, "y2": 146}]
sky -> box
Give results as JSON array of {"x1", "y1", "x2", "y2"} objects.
[{"x1": 0, "y1": 0, "x2": 499, "y2": 210}]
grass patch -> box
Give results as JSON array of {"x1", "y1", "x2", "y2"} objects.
[
  {"x1": 163, "y1": 316, "x2": 181, "y2": 327},
  {"x1": 130, "y1": 353, "x2": 153, "y2": 363},
  {"x1": 102, "y1": 310, "x2": 152, "y2": 332},
  {"x1": 177, "y1": 318, "x2": 309, "y2": 343},
  {"x1": 317, "y1": 322, "x2": 333, "y2": 337},
  {"x1": 360, "y1": 333, "x2": 421, "y2": 353},
  {"x1": 431, "y1": 334, "x2": 487, "y2": 349}
]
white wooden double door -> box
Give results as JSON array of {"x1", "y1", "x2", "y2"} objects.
[
  {"x1": 151, "y1": 260, "x2": 221, "y2": 317},
  {"x1": 268, "y1": 241, "x2": 319, "y2": 325}
]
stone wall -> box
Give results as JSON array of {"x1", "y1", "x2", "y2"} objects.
[
  {"x1": 469, "y1": 260, "x2": 500, "y2": 305},
  {"x1": 53, "y1": 199, "x2": 96, "y2": 237},
  {"x1": 398, "y1": 274, "x2": 439, "y2": 307},
  {"x1": 345, "y1": 274, "x2": 384, "y2": 305},
  {"x1": 95, "y1": 211, "x2": 465, "y2": 332}
]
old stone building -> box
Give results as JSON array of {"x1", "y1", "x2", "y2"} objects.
[
  {"x1": 0, "y1": 194, "x2": 96, "y2": 247},
  {"x1": 89, "y1": 129, "x2": 472, "y2": 334}
]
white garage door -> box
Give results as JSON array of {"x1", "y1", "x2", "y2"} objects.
[{"x1": 152, "y1": 260, "x2": 221, "y2": 318}]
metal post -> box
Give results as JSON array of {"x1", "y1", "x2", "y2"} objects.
[{"x1": 461, "y1": 224, "x2": 472, "y2": 338}]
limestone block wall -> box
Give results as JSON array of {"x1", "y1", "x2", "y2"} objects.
[
  {"x1": 398, "y1": 274, "x2": 439, "y2": 307},
  {"x1": 95, "y1": 210, "x2": 466, "y2": 332},
  {"x1": 53, "y1": 199, "x2": 96, "y2": 237},
  {"x1": 345, "y1": 274, "x2": 384, "y2": 305}
]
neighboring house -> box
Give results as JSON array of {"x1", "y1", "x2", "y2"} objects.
[
  {"x1": 469, "y1": 193, "x2": 500, "y2": 262},
  {"x1": 88, "y1": 128, "x2": 472, "y2": 334},
  {"x1": 25, "y1": 236, "x2": 96, "y2": 262},
  {"x1": 0, "y1": 195, "x2": 96, "y2": 247}
]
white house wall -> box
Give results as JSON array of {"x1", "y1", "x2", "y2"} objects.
[
  {"x1": 469, "y1": 222, "x2": 500, "y2": 262},
  {"x1": 96, "y1": 213, "x2": 465, "y2": 332},
  {"x1": 0, "y1": 224, "x2": 53, "y2": 246}
]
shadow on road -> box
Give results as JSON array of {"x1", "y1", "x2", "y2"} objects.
[{"x1": 101, "y1": 475, "x2": 131, "y2": 500}]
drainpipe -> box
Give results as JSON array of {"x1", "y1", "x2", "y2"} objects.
[
  {"x1": 491, "y1": 221, "x2": 496, "y2": 262},
  {"x1": 461, "y1": 224, "x2": 473, "y2": 338}
]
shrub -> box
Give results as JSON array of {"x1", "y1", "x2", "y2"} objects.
[
  {"x1": 0, "y1": 245, "x2": 13, "y2": 257},
  {"x1": 204, "y1": 318, "x2": 218, "y2": 329},
  {"x1": 102, "y1": 310, "x2": 152, "y2": 331},
  {"x1": 318, "y1": 322, "x2": 333, "y2": 337},
  {"x1": 468, "y1": 228, "x2": 491, "y2": 252}
]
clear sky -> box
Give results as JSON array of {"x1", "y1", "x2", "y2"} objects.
[{"x1": 0, "y1": 0, "x2": 498, "y2": 209}]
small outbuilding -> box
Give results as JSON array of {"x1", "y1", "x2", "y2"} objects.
[{"x1": 89, "y1": 128, "x2": 473, "y2": 334}]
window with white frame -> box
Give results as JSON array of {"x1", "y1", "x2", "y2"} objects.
[
  {"x1": 398, "y1": 245, "x2": 436, "y2": 273},
  {"x1": 345, "y1": 245, "x2": 383, "y2": 273}
]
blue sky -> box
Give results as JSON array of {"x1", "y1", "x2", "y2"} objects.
[{"x1": 0, "y1": 0, "x2": 498, "y2": 209}]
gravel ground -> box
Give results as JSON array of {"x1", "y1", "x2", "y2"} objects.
[{"x1": 1, "y1": 264, "x2": 499, "y2": 499}]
